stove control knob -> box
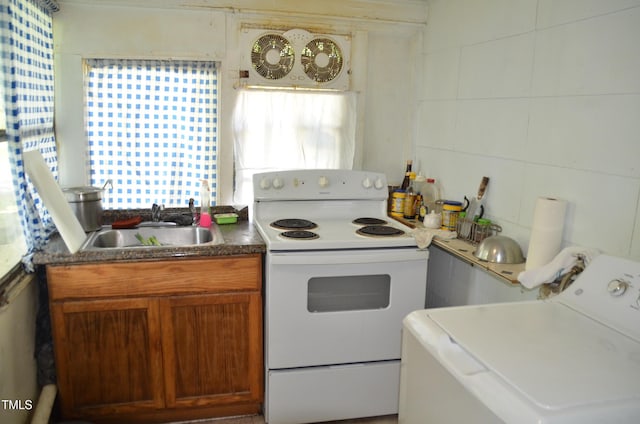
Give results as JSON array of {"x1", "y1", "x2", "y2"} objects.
[
  {"x1": 318, "y1": 176, "x2": 330, "y2": 188},
  {"x1": 362, "y1": 177, "x2": 372, "y2": 189},
  {"x1": 374, "y1": 177, "x2": 385, "y2": 190},
  {"x1": 259, "y1": 177, "x2": 271, "y2": 190},
  {"x1": 272, "y1": 177, "x2": 284, "y2": 189},
  {"x1": 607, "y1": 279, "x2": 629, "y2": 297}
]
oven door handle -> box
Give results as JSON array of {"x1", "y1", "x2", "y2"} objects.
[{"x1": 269, "y1": 249, "x2": 428, "y2": 265}]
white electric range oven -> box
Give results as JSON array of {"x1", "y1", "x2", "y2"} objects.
[{"x1": 253, "y1": 169, "x2": 429, "y2": 424}]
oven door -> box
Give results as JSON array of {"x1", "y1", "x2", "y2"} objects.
[{"x1": 265, "y1": 248, "x2": 429, "y2": 369}]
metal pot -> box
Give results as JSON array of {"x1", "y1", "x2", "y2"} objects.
[
  {"x1": 473, "y1": 235, "x2": 525, "y2": 264},
  {"x1": 62, "y1": 180, "x2": 112, "y2": 232}
]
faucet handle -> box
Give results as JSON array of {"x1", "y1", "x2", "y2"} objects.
[{"x1": 151, "y1": 203, "x2": 164, "y2": 222}]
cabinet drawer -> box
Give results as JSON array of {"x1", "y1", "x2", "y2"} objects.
[{"x1": 47, "y1": 255, "x2": 262, "y2": 300}]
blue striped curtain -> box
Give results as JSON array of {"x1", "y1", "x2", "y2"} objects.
[
  {"x1": 0, "y1": 0, "x2": 58, "y2": 270},
  {"x1": 85, "y1": 59, "x2": 218, "y2": 209}
]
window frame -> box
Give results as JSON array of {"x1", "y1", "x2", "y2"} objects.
[{"x1": 0, "y1": 132, "x2": 29, "y2": 304}]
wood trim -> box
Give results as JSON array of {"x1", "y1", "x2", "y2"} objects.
[{"x1": 47, "y1": 255, "x2": 262, "y2": 300}]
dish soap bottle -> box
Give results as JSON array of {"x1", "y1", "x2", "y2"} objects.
[{"x1": 199, "y1": 180, "x2": 211, "y2": 227}]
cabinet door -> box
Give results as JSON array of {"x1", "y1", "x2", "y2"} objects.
[
  {"x1": 51, "y1": 298, "x2": 164, "y2": 417},
  {"x1": 160, "y1": 292, "x2": 263, "y2": 408}
]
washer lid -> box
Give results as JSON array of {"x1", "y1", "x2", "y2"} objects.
[{"x1": 426, "y1": 302, "x2": 640, "y2": 412}]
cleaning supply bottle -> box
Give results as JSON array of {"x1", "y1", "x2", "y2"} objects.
[{"x1": 199, "y1": 180, "x2": 211, "y2": 227}]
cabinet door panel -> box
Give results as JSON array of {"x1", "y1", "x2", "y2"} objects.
[
  {"x1": 161, "y1": 293, "x2": 263, "y2": 407},
  {"x1": 51, "y1": 298, "x2": 164, "y2": 416}
]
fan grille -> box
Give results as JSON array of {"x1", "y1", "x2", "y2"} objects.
[
  {"x1": 301, "y1": 38, "x2": 344, "y2": 83},
  {"x1": 251, "y1": 34, "x2": 295, "y2": 80}
]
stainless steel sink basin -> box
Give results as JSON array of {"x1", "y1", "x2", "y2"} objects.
[{"x1": 81, "y1": 225, "x2": 224, "y2": 250}]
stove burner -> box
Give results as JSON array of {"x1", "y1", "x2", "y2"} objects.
[
  {"x1": 353, "y1": 217, "x2": 388, "y2": 226},
  {"x1": 356, "y1": 225, "x2": 405, "y2": 237},
  {"x1": 271, "y1": 219, "x2": 318, "y2": 230},
  {"x1": 280, "y1": 230, "x2": 319, "y2": 240}
]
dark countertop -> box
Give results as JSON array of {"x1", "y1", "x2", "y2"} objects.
[{"x1": 33, "y1": 219, "x2": 266, "y2": 266}]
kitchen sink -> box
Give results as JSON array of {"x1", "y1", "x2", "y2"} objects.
[{"x1": 81, "y1": 225, "x2": 224, "y2": 250}]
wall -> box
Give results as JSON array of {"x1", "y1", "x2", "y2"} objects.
[
  {"x1": 417, "y1": 0, "x2": 640, "y2": 261},
  {"x1": 0, "y1": 278, "x2": 39, "y2": 424},
  {"x1": 53, "y1": 0, "x2": 425, "y2": 205}
]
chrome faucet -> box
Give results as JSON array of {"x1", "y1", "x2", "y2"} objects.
[
  {"x1": 151, "y1": 203, "x2": 164, "y2": 222},
  {"x1": 188, "y1": 198, "x2": 197, "y2": 225}
]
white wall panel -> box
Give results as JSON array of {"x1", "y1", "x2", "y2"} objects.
[
  {"x1": 424, "y1": 0, "x2": 537, "y2": 53},
  {"x1": 416, "y1": 100, "x2": 457, "y2": 151},
  {"x1": 422, "y1": 48, "x2": 460, "y2": 100},
  {"x1": 54, "y1": 4, "x2": 226, "y2": 59},
  {"x1": 458, "y1": 33, "x2": 535, "y2": 99},
  {"x1": 454, "y1": 99, "x2": 530, "y2": 160},
  {"x1": 536, "y1": 0, "x2": 640, "y2": 29},
  {"x1": 531, "y1": 8, "x2": 640, "y2": 96},
  {"x1": 520, "y1": 165, "x2": 639, "y2": 257},
  {"x1": 0, "y1": 280, "x2": 38, "y2": 424},
  {"x1": 527, "y1": 95, "x2": 640, "y2": 178},
  {"x1": 420, "y1": 0, "x2": 640, "y2": 262}
]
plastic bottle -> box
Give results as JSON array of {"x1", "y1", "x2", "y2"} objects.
[
  {"x1": 422, "y1": 178, "x2": 441, "y2": 215},
  {"x1": 199, "y1": 180, "x2": 211, "y2": 227}
]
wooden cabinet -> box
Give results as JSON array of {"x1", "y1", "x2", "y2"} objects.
[{"x1": 47, "y1": 255, "x2": 263, "y2": 423}]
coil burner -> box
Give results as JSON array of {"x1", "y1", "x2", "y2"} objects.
[
  {"x1": 356, "y1": 225, "x2": 405, "y2": 237},
  {"x1": 352, "y1": 217, "x2": 388, "y2": 226},
  {"x1": 279, "y1": 230, "x2": 319, "y2": 240},
  {"x1": 271, "y1": 219, "x2": 318, "y2": 230}
]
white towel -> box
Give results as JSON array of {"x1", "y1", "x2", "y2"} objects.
[
  {"x1": 517, "y1": 246, "x2": 600, "y2": 289},
  {"x1": 413, "y1": 228, "x2": 457, "y2": 249}
]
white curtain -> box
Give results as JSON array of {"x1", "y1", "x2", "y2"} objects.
[{"x1": 232, "y1": 89, "x2": 356, "y2": 205}]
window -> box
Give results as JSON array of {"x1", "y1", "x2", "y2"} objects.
[
  {"x1": 0, "y1": 86, "x2": 28, "y2": 279},
  {"x1": 233, "y1": 89, "x2": 356, "y2": 205},
  {"x1": 85, "y1": 59, "x2": 218, "y2": 209}
]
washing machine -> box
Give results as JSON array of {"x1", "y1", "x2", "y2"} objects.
[{"x1": 399, "y1": 254, "x2": 640, "y2": 423}]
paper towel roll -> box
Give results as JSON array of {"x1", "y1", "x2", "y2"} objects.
[{"x1": 525, "y1": 196, "x2": 567, "y2": 270}]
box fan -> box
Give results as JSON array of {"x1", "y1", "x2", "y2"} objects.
[{"x1": 240, "y1": 28, "x2": 351, "y2": 90}]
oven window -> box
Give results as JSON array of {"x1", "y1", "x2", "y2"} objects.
[{"x1": 307, "y1": 275, "x2": 391, "y2": 312}]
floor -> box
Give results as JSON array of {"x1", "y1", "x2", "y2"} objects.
[{"x1": 183, "y1": 414, "x2": 398, "y2": 424}]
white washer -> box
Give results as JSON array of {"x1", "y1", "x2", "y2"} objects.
[{"x1": 399, "y1": 254, "x2": 640, "y2": 423}]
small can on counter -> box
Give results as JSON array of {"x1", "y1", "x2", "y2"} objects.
[
  {"x1": 441, "y1": 201, "x2": 462, "y2": 231},
  {"x1": 391, "y1": 190, "x2": 406, "y2": 218}
]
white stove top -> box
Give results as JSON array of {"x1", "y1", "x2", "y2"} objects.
[
  {"x1": 255, "y1": 216, "x2": 417, "y2": 251},
  {"x1": 253, "y1": 169, "x2": 419, "y2": 251}
]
